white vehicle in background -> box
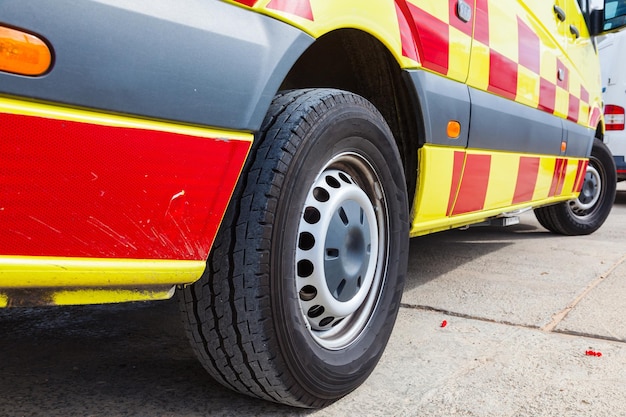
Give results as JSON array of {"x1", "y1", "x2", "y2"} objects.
[{"x1": 599, "y1": 30, "x2": 626, "y2": 181}]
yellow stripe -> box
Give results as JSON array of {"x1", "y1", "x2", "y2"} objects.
[
  {"x1": 483, "y1": 152, "x2": 518, "y2": 209},
  {"x1": 239, "y1": 0, "x2": 419, "y2": 69},
  {"x1": 563, "y1": 159, "x2": 582, "y2": 195},
  {"x1": 0, "y1": 97, "x2": 252, "y2": 142},
  {"x1": 534, "y1": 158, "x2": 557, "y2": 200},
  {"x1": 410, "y1": 145, "x2": 586, "y2": 237},
  {"x1": 467, "y1": 40, "x2": 490, "y2": 91},
  {"x1": 0, "y1": 286, "x2": 176, "y2": 307},
  {"x1": 516, "y1": 65, "x2": 540, "y2": 108},
  {"x1": 0, "y1": 256, "x2": 205, "y2": 288},
  {"x1": 410, "y1": 145, "x2": 455, "y2": 225},
  {"x1": 448, "y1": 26, "x2": 472, "y2": 82},
  {"x1": 51, "y1": 287, "x2": 176, "y2": 306}
]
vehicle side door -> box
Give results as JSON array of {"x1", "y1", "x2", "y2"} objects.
[
  {"x1": 458, "y1": 0, "x2": 570, "y2": 214},
  {"x1": 561, "y1": 0, "x2": 603, "y2": 155}
]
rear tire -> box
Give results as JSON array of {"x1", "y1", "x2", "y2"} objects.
[
  {"x1": 178, "y1": 89, "x2": 409, "y2": 407},
  {"x1": 534, "y1": 138, "x2": 616, "y2": 235}
]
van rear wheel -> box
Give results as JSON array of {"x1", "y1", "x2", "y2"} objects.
[{"x1": 534, "y1": 138, "x2": 616, "y2": 235}]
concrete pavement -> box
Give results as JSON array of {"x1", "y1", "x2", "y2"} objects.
[
  {"x1": 0, "y1": 183, "x2": 624, "y2": 416},
  {"x1": 315, "y1": 181, "x2": 626, "y2": 417}
]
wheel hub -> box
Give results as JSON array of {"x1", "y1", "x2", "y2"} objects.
[
  {"x1": 570, "y1": 164, "x2": 602, "y2": 214},
  {"x1": 324, "y1": 199, "x2": 372, "y2": 302},
  {"x1": 296, "y1": 168, "x2": 379, "y2": 335}
]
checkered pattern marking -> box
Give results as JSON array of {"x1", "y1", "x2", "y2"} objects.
[
  {"x1": 231, "y1": 0, "x2": 314, "y2": 20},
  {"x1": 411, "y1": 145, "x2": 589, "y2": 233},
  {"x1": 267, "y1": 0, "x2": 314, "y2": 21},
  {"x1": 232, "y1": 0, "x2": 599, "y2": 129},
  {"x1": 447, "y1": 152, "x2": 492, "y2": 216},
  {"x1": 398, "y1": 0, "x2": 591, "y2": 126},
  {"x1": 442, "y1": 150, "x2": 589, "y2": 217},
  {"x1": 401, "y1": 0, "x2": 474, "y2": 82},
  {"x1": 512, "y1": 157, "x2": 540, "y2": 204}
]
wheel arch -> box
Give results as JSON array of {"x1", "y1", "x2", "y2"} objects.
[
  {"x1": 596, "y1": 120, "x2": 605, "y2": 141},
  {"x1": 279, "y1": 28, "x2": 422, "y2": 206}
]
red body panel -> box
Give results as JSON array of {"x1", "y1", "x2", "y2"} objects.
[{"x1": 0, "y1": 112, "x2": 250, "y2": 260}]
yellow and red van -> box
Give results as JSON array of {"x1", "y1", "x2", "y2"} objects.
[{"x1": 1, "y1": 0, "x2": 625, "y2": 408}]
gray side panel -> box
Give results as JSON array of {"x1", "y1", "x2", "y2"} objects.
[
  {"x1": 405, "y1": 70, "x2": 470, "y2": 147},
  {"x1": 468, "y1": 88, "x2": 562, "y2": 155},
  {"x1": 468, "y1": 88, "x2": 592, "y2": 158},
  {"x1": 0, "y1": 0, "x2": 313, "y2": 131},
  {"x1": 563, "y1": 118, "x2": 594, "y2": 157}
]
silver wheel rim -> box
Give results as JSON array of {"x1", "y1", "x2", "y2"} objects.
[
  {"x1": 569, "y1": 163, "x2": 602, "y2": 216},
  {"x1": 295, "y1": 152, "x2": 388, "y2": 350}
]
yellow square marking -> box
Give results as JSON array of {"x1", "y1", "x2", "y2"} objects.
[
  {"x1": 411, "y1": 146, "x2": 456, "y2": 225},
  {"x1": 539, "y1": 51, "x2": 557, "y2": 83},
  {"x1": 468, "y1": 41, "x2": 490, "y2": 91},
  {"x1": 554, "y1": 86, "x2": 570, "y2": 119},
  {"x1": 487, "y1": 2, "x2": 519, "y2": 62},
  {"x1": 483, "y1": 152, "x2": 519, "y2": 210},
  {"x1": 516, "y1": 65, "x2": 540, "y2": 108},
  {"x1": 568, "y1": 76, "x2": 581, "y2": 99},
  {"x1": 533, "y1": 158, "x2": 557, "y2": 200},
  {"x1": 448, "y1": 27, "x2": 472, "y2": 82},
  {"x1": 579, "y1": 101, "x2": 590, "y2": 126},
  {"x1": 407, "y1": 0, "x2": 449, "y2": 23},
  {"x1": 562, "y1": 159, "x2": 582, "y2": 195}
]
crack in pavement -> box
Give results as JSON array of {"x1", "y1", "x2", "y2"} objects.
[
  {"x1": 540, "y1": 252, "x2": 626, "y2": 334},
  {"x1": 399, "y1": 302, "x2": 541, "y2": 331},
  {"x1": 400, "y1": 302, "x2": 626, "y2": 344},
  {"x1": 401, "y1": 249, "x2": 626, "y2": 345},
  {"x1": 401, "y1": 248, "x2": 626, "y2": 345}
]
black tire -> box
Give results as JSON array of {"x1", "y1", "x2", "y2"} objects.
[
  {"x1": 178, "y1": 89, "x2": 409, "y2": 407},
  {"x1": 534, "y1": 138, "x2": 616, "y2": 235}
]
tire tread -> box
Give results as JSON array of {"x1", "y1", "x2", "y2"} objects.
[{"x1": 179, "y1": 89, "x2": 406, "y2": 407}]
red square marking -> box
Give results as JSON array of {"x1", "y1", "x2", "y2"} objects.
[
  {"x1": 474, "y1": 0, "x2": 490, "y2": 45},
  {"x1": 517, "y1": 18, "x2": 540, "y2": 74},
  {"x1": 557, "y1": 58, "x2": 569, "y2": 89},
  {"x1": 407, "y1": 3, "x2": 450, "y2": 75},
  {"x1": 538, "y1": 77, "x2": 556, "y2": 113},
  {"x1": 395, "y1": 3, "x2": 419, "y2": 62},
  {"x1": 451, "y1": 154, "x2": 491, "y2": 215},
  {"x1": 580, "y1": 85, "x2": 589, "y2": 103},
  {"x1": 449, "y1": 0, "x2": 473, "y2": 36},
  {"x1": 488, "y1": 51, "x2": 518, "y2": 100},
  {"x1": 267, "y1": 0, "x2": 314, "y2": 20},
  {"x1": 568, "y1": 94, "x2": 580, "y2": 122},
  {"x1": 512, "y1": 157, "x2": 540, "y2": 204}
]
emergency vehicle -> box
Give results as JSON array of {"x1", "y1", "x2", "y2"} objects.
[{"x1": 1, "y1": 0, "x2": 625, "y2": 408}]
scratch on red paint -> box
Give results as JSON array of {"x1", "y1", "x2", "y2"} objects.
[
  {"x1": 29, "y1": 216, "x2": 62, "y2": 234},
  {"x1": 87, "y1": 216, "x2": 138, "y2": 251}
]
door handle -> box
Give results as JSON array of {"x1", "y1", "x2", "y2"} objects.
[
  {"x1": 570, "y1": 24, "x2": 580, "y2": 38},
  {"x1": 554, "y1": 5, "x2": 566, "y2": 21}
]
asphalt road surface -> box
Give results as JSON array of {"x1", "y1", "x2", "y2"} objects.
[{"x1": 1, "y1": 183, "x2": 625, "y2": 417}]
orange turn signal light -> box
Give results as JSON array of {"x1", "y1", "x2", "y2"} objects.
[
  {"x1": 447, "y1": 120, "x2": 461, "y2": 139},
  {"x1": 0, "y1": 26, "x2": 52, "y2": 76}
]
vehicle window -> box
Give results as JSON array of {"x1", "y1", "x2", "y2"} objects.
[{"x1": 605, "y1": 0, "x2": 626, "y2": 29}]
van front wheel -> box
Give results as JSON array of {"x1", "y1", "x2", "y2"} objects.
[{"x1": 178, "y1": 88, "x2": 409, "y2": 408}]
